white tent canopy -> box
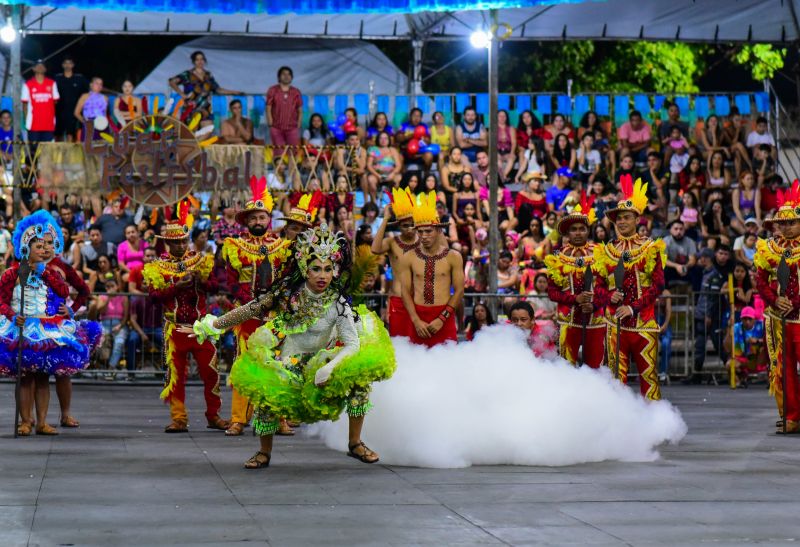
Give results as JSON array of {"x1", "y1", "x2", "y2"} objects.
[
  {"x1": 20, "y1": 0, "x2": 800, "y2": 43},
  {"x1": 134, "y1": 36, "x2": 408, "y2": 95}
]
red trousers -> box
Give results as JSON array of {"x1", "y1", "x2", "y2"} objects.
[
  {"x1": 780, "y1": 322, "x2": 800, "y2": 421},
  {"x1": 230, "y1": 319, "x2": 262, "y2": 424},
  {"x1": 408, "y1": 303, "x2": 458, "y2": 347},
  {"x1": 607, "y1": 325, "x2": 661, "y2": 400},
  {"x1": 162, "y1": 323, "x2": 221, "y2": 423},
  {"x1": 388, "y1": 296, "x2": 412, "y2": 338},
  {"x1": 559, "y1": 324, "x2": 606, "y2": 368}
]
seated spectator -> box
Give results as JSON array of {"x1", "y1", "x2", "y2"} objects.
[
  {"x1": 356, "y1": 201, "x2": 381, "y2": 234},
  {"x1": 701, "y1": 199, "x2": 732, "y2": 246},
  {"x1": 678, "y1": 155, "x2": 705, "y2": 203},
  {"x1": 726, "y1": 306, "x2": 766, "y2": 388},
  {"x1": 641, "y1": 153, "x2": 669, "y2": 224},
  {"x1": 57, "y1": 203, "x2": 85, "y2": 244},
  {"x1": 657, "y1": 102, "x2": 690, "y2": 145},
  {"x1": 723, "y1": 106, "x2": 752, "y2": 173},
  {"x1": 753, "y1": 143, "x2": 776, "y2": 185},
  {"x1": 516, "y1": 110, "x2": 543, "y2": 158},
  {"x1": 403, "y1": 172, "x2": 421, "y2": 194},
  {"x1": 87, "y1": 254, "x2": 121, "y2": 294},
  {"x1": 617, "y1": 110, "x2": 651, "y2": 163},
  {"x1": 697, "y1": 114, "x2": 728, "y2": 162},
  {"x1": 326, "y1": 174, "x2": 354, "y2": 224},
  {"x1": 430, "y1": 111, "x2": 453, "y2": 170},
  {"x1": 735, "y1": 233, "x2": 758, "y2": 269},
  {"x1": 220, "y1": 99, "x2": 254, "y2": 144},
  {"x1": 471, "y1": 150, "x2": 491, "y2": 188},
  {"x1": 733, "y1": 217, "x2": 760, "y2": 258},
  {"x1": 722, "y1": 263, "x2": 755, "y2": 325},
  {"x1": 497, "y1": 250, "x2": 519, "y2": 310},
  {"x1": 614, "y1": 154, "x2": 636, "y2": 187},
  {"x1": 663, "y1": 220, "x2": 698, "y2": 287},
  {"x1": 455, "y1": 106, "x2": 487, "y2": 164},
  {"x1": 366, "y1": 111, "x2": 393, "y2": 147},
  {"x1": 333, "y1": 204, "x2": 356, "y2": 241},
  {"x1": 516, "y1": 134, "x2": 546, "y2": 184},
  {"x1": 527, "y1": 272, "x2": 556, "y2": 322},
  {"x1": 465, "y1": 301, "x2": 495, "y2": 341},
  {"x1": 517, "y1": 217, "x2": 550, "y2": 270},
  {"x1": 334, "y1": 132, "x2": 366, "y2": 196},
  {"x1": 592, "y1": 127, "x2": 615, "y2": 176},
  {"x1": 355, "y1": 223, "x2": 373, "y2": 248},
  {"x1": 706, "y1": 150, "x2": 732, "y2": 195},
  {"x1": 479, "y1": 178, "x2": 514, "y2": 233},
  {"x1": 95, "y1": 277, "x2": 128, "y2": 372},
  {"x1": 126, "y1": 291, "x2": 165, "y2": 375},
  {"x1": 495, "y1": 110, "x2": 517, "y2": 182},
  {"x1": 679, "y1": 192, "x2": 701, "y2": 241},
  {"x1": 593, "y1": 222, "x2": 610, "y2": 244},
  {"x1": 546, "y1": 167, "x2": 573, "y2": 213},
  {"x1": 81, "y1": 225, "x2": 117, "y2": 277},
  {"x1": 455, "y1": 202, "x2": 484, "y2": 255},
  {"x1": 190, "y1": 227, "x2": 215, "y2": 256},
  {"x1": 397, "y1": 107, "x2": 434, "y2": 172},
  {"x1": 575, "y1": 132, "x2": 601, "y2": 185},
  {"x1": 421, "y1": 173, "x2": 446, "y2": 204},
  {"x1": 541, "y1": 113, "x2": 574, "y2": 154},
  {"x1": 577, "y1": 110, "x2": 602, "y2": 140},
  {"x1": 760, "y1": 174, "x2": 782, "y2": 217},
  {"x1": 436, "y1": 200, "x2": 460, "y2": 249},
  {"x1": 731, "y1": 171, "x2": 761, "y2": 234},
  {"x1": 452, "y1": 172, "x2": 482, "y2": 226},
  {"x1": 128, "y1": 246, "x2": 157, "y2": 295},
  {"x1": 549, "y1": 133, "x2": 576, "y2": 173},
  {"x1": 301, "y1": 112, "x2": 333, "y2": 191},
  {"x1": 666, "y1": 126, "x2": 690, "y2": 182},
  {"x1": 746, "y1": 116, "x2": 776, "y2": 158},
  {"x1": 589, "y1": 177, "x2": 617, "y2": 227},
  {"x1": 344, "y1": 107, "x2": 366, "y2": 142},
  {"x1": 514, "y1": 173, "x2": 548, "y2": 231},
  {"x1": 366, "y1": 130, "x2": 403, "y2": 201},
  {"x1": 441, "y1": 146, "x2": 469, "y2": 194}
]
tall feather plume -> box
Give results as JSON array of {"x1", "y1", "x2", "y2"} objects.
[
  {"x1": 632, "y1": 178, "x2": 649, "y2": 213},
  {"x1": 788, "y1": 179, "x2": 800, "y2": 205},
  {"x1": 178, "y1": 198, "x2": 193, "y2": 229},
  {"x1": 620, "y1": 174, "x2": 634, "y2": 198}
]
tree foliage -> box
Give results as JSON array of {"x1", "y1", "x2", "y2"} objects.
[{"x1": 733, "y1": 44, "x2": 786, "y2": 80}]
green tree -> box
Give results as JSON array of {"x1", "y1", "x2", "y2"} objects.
[{"x1": 733, "y1": 44, "x2": 786, "y2": 80}]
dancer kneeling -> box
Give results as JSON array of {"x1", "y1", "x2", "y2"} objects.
[{"x1": 189, "y1": 224, "x2": 395, "y2": 469}]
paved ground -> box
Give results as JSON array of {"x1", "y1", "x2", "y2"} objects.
[{"x1": 0, "y1": 382, "x2": 798, "y2": 547}]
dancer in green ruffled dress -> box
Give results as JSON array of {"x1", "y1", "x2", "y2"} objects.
[{"x1": 188, "y1": 223, "x2": 395, "y2": 469}]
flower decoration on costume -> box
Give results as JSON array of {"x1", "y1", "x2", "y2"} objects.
[
  {"x1": 236, "y1": 175, "x2": 275, "y2": 225},
  {"x1": 607, "y1": 175, "x2": 648, "y2": 222},
  {"x1": 557, "y1": 191, "x2": 597, "y2": 236},
  {"x1": 294, "y1": 223, "x2": 346, "y2": 277},
  {"x1": 157, "y1": 199, "x2": 193, "y2": 240},
  {"x1": 391, "y1": 187, "x2": 415, "y2": 221},
  {"x1": 13, "y1": 210, "x2": 63, "y2": 260},
  {"x1": 412, "y1": 191, "x2": 442, "y2": 227}
]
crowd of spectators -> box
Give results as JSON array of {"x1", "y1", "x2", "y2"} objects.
[{"x1": 6, "y1": 53, "x2": 784, "y2": 379}]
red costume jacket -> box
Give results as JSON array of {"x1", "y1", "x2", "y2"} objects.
[
  {"x1": 143, "y1": 252, "x2": 216, "y2": 324},
  {"x1": 755, "y1": 236, "x2": 800, "y2": 322}
]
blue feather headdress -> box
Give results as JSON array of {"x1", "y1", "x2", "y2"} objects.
[{"x1": 13, "y1": 210, "x2": 63, "y2": 260}]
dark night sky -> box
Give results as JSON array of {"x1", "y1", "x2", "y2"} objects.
[{"x1": 9, "y1": 34, "x2": 799, "y2": 107}]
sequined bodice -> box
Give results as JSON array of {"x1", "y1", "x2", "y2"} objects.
[
  {"x1": 280, "y1": 290, "x2": 359, "y2": 358},
  {"x1": 11, "y1": 282, "x2": 56, "y2": 317}
]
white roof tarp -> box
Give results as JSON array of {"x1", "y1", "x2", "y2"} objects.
[
  {"x1": 133, "y1": 36, "x2": 408, "y2": 95},
  {"x1": 20, "y1": 0, "x2": 800, "y2": 43}
]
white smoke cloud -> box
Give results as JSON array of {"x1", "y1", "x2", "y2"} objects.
[{"x1": 308, "y1": 325, "x2": 687, "y2": 469}]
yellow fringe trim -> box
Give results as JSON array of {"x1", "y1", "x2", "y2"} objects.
[
  {"x1": 545, "y1": 251, "x2": 595, "y2": 289},
  {"x1": 160, "y1": 322, "x2": 177, "y2": 401},
  {"x1": 143, "y1": 254, "x2": 214, "y2": 290},
  {"x1": 222, "y1": 236, "x2": 292, "y2": 274},
  {"x1": 593, "y1": 239, "x2": 666, "y2": 287}
]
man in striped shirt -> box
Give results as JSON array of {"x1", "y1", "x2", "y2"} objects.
[{"x1": 266, "y1": 66, "x2": 302, "y2": 158}]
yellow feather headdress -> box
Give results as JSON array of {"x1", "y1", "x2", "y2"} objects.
[
  {"x1": 557, "y1": 192, "x2": 597, "y2": 236},
  {"x1": 235, "y1": 175, "x2": 275, "y2": 225},
  {"x1": 412, "y1": 191, "x2": 443, "y2": 227},
  {"x1": 391, "y1": 187, "x2": 415, "y2": 221},
  {"x1": 607, "y1": 175, "x2": 648, "y2": 221}
]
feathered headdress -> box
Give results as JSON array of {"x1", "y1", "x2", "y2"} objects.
[
  {"x1": 557, "y1": 191, "x2": 597, "y2": 236},
  {"x1": 391, "y1": 187, "x2": 415, "y2": 221},
  {"x1": 286, "y1": 191, "x2": 323, "y2": 228},
  {"x1": 770, "y1": 179, "x2": 800, "y2": 226},
  {"x1": 293, "y1": 223, "x2": 346, "y2": 277},
  {"x1": 236, "y1": 175, "x2": 274, "y2": 225},
  {"x1": 157, "y1": 198, "x2": 193, "y2": 240},
  {"x1": 412, "y1": 191, "x2": 445, "y2": 228},
  {"x1": 13, "y1": 210, "x2": 63, "y2": 260},
  {"x1": 607, "y1": 175, "x2": 648, "y2": 222}
]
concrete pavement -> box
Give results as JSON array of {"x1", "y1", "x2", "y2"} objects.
[{"x1": 0, "y1": 383, "x2": 797, "y2": 546}]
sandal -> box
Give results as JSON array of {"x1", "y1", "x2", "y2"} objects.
[
  {"x1": 225, "y1": 422, "x2": 245, "y2": 436},
  {"x1": 60, "y1": 416, "x2": 80, "y2": 428},
  {"x1": 164, "y1": 421, "x2": 189, "y2": 433},
  {"x1": 206, "y1": 416, "x2": 231, "y2": 431},
  {"x1": 276, "y1": 419, "x2": 295, "y2": 436},
  {"x1": 36, "y1": 424, "x2": 59, "y2": 436},
  {"x1": 244, "y1": 451, "x2": 271, "y2": 469},
  {"x1": 16, "y1": 422, "x2": 32, "y2": 437},
  {"x1": 347, "y1": 441, "x2": 379, "y2": 464}
]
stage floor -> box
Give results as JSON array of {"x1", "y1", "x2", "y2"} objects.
[{"x1": 0, "y1": 383, "x2": 797, "y2": 546}]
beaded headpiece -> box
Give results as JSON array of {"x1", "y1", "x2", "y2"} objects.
[
  {"x1": 773, "y1": 179, "x2": 800, "y2": 224},
  {"x1": 557, "y1": 192, "x2": 597, "y2": 236},
  {"x1": 607, "y1": 175, "x2": 648, "y2": 222},
  {"x1": 236, "y1": 175, "x2": 274, "y2": 225},
  {"x1": 391, "y1": 187, "x2": 415, "y2": 221},
  {"x1": 286, "y1": 191, "x2": 322, "y2": 227},
  {"x1": 13, "y1": 210, "x2": 63, "y2": 260},
  {"x1": 412, "y1": 191, "x2": 445, "y2": 228},
  {"x1": 294, "y1": 223, "x2": 346, "y2": 277},
  {"x1": 157, "y1": 199, "x2": 193, "y2": 240}
]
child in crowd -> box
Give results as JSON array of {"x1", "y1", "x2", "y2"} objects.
[
  {"x1": 726, "y1": 306, "x2": 766, "y2": 388},
  {"x1": 679, "y1": 191, "x2": 701, "y2": 241},
  {"x1": 667, "y1": 126, "x2": 690, "y2": 180},
  {"x1": 95, "y1": 277, "x2": 129, "y2": 375}
]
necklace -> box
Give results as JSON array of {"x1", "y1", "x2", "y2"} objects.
[
  {"x1": 414, "y1": 246, "x2": 450, "y2": 304},
  {"x1": 276, "y1": 287, "x2": 338, "y2": 334},
  {"x1": 396, "y1": 236, "x2": 418, "y2": 253}
]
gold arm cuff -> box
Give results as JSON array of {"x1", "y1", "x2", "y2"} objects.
[{"x1": 213, "y1": 294, "x2": 274, "y2": 331}]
